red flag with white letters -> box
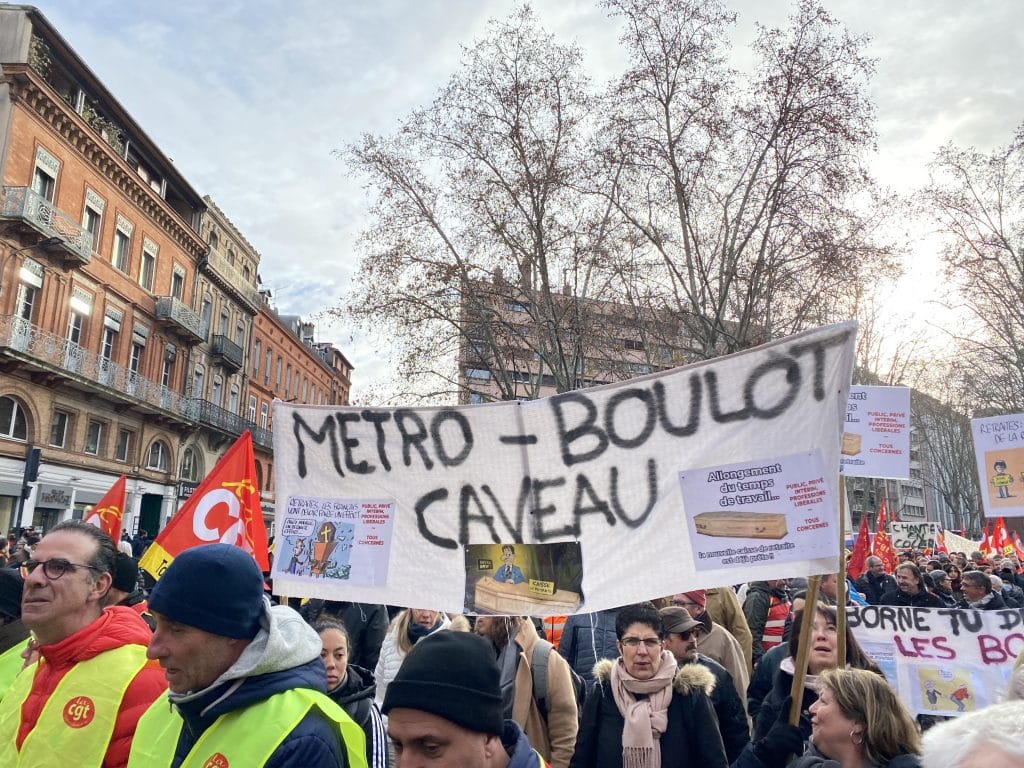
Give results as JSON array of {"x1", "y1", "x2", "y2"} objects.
[
  {"x1": 139, "y1": 431, "x2": 269, "y2": 579},
  {"x1": 871, "y1": 498, "x2": 898, "y2": 573}
]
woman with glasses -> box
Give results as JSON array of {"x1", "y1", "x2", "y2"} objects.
[{"x1": 570, "y1": 602, "x2": 728, "y2": 768}]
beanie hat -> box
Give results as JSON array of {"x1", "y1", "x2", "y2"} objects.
[
  {"x1": 149, "y1": 544, "x2": 264, "y2": 639},
  {"x1": 0, "y1": 568, "x2": 23, "y2": 619},
  {"x1": 382, "y1": 631, "x2": 503, "y2": 735},
  {"x1": 681, "y1": 590, "x2": 707, "y2": 609},
  {"x1": 111, "y1": 552, "x2": 139, "y2": 593}
]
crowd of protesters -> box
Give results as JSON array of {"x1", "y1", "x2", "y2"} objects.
[{"x1": 1, "y1": 526, "x2": 1023, "y2": 767}]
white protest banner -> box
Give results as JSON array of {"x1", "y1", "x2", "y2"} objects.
[
  {"x1": 271, "y1": 322, "x2": 855, "y2": 614},
  {"x1": 971, "y1": 413, "x2": 1024, "y2": 519},
  {"x1": 848, "y1": 605, "x2": 1022, "y2": 716},
  {"x1": 944, "y1": 529, "x2": 981, "y2": 554},
  {"x1": 890, "y1": 521, "x2": 940, "y2": 552},
  {"x1": 840, "y1": 385, "x2": 911, "y2": 479}
]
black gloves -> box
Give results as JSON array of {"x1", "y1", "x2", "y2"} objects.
[{"x1": 752, "y1": 698, "x2": 805, "y2": 766}]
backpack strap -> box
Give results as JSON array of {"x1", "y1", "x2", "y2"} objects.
[{"x1": 531, "y1": 637, "x2": 554, "y2": 718}]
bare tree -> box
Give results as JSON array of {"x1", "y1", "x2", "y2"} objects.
[
  {"x1": 922, "y1": 121, "x2": 1024, "y2": 413},
  {"x1": 341, "y1": 7, "x2": 630, "y2": 402},
  {"x1": 599, "y1": 0, "x2": 900, "y2": 360}
]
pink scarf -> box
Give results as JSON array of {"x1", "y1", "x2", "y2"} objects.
[{"x1": 610, "y1": 651, "x2": 678, "y2": 768}]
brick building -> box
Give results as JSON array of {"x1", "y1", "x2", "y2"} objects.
[{"x1": 0, "y1": 6, "x2": 352, "y2": 536}]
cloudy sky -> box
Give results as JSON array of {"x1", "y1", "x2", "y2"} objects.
[{"x1": 31, "y1": 1, "x2": 1024, "y2": 397}]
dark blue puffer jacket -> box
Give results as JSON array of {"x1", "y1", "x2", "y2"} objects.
[{"x1": 557, "y1": 609, "x2": 619, "y2": 682}]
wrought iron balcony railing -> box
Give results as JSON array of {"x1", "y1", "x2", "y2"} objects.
[
  {"x1": 155, "y1": 296, "x2": 205, "y2": 342},
  {"x1": 1, "y1": 186, "x2": 92, "y2": 264},
  {"x1": 0, "y1": 314, "x2": 197, "y2": 420},
  {"x1": 210, "y1": 334, "x2": 244, "y2": 371}
]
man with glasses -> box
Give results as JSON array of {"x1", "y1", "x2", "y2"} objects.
[
  {"x1": 670, "y1": 591, "x2": 748, "y2": 704},
  {"x1": 659, "y1": 606, "x2": 749, "y2": 763},
  {"x1": 0, "y1": 520, "x2": 165, "y2": 767}
]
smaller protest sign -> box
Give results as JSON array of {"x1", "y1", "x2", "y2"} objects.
[
  {"x1": 890, "y1": 521, "x2": 940, "y2": 552},
  {"x1": 464, "y1": 542, "x2": 583, "y2": 615},
  {"x1": 840, "y1": 386, "x2": 911, "y2": 479},
  {"x1": 274, "y1": 496, "x2": 395, "y2": 587},
  {"x1": 679, "y1": 451, "x2": 837, "y2": 571},
  {"x1": 971, "y1": 413, "x2": 1024, "y2": 519}
]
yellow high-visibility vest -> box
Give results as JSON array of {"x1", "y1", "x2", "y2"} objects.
[
  {"x1": 0, "y1": 643, "x2": 147, "y2": 767},
  {"x1": 128, "y1": 686, "x2": 367, "y2": 768},
  {"x1": 0, "y1": 638, "x2": 31, "y2": 702}
]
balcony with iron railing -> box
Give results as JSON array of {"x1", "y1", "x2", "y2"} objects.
[
  {"x1": 1, "y1": 186, "x2": 92, "y2": 264},
  {"x1": 201, "y1": 248, "x2": 263, "y2": 312},
  {"x1": 210, "y1": 334, "x2": 244, "y2": 372},
  {"x1": 249, "y1": 424, "x2": 273, "y2": 450},
  {"x1": 195, "y1": 399, "x2": 250, "y2": 436},
  {"x1": 0, "y1": 314, "x2": 197, "y2": 421},
  {"x1": 155, "y1": 296, "x2": 205, "y2": 342}
]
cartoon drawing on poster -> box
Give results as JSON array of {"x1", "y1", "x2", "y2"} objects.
[
  {"x1": 971, "y1": 413, "x2": 1024, "y2": 518},
  {"x1": 679, "y1": 451, "x2": 837, "y2": 571},
  {"x1": 840, "y1": 386, "x2": 911, "y2": 479},
  {"x1": 916, "y1": 667, "x2": 976, "y2": 714},
  {"x1": 464, "y1": 542, "x2": 583, "y2": 615},
  {"x1": 275, "y1": 496, "x2": 395, "y2": 587}
]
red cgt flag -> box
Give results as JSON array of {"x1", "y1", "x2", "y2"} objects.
[
  {"x1": 993, "y1": 517, "x2": 1014, "y2": 557},
  {"x1": 140, "y1": 431, "x2": 269, "y2": 580},
  {"x1": 980, "y1": 521, "x2": 993, "y2": 558},
  {"x1": 1013, "y1": 531, "x2": 1024, "y2": 563},
  {"x1": 871, "y1": 498, "x2": 898, "y2": 573},
  {"x1": 84, "y1": 475, "x2": 126, "y2": 543},
  {"x1": 935, "y1": 528, "x2": 949, "y2": 556},
  {"x1": 847, "y1": 515, "x2": 872, "y2": 581}
]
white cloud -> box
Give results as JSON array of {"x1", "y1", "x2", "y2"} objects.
[{"x1": 31, "y1": 0, "x2": 1023, "y2": 395}]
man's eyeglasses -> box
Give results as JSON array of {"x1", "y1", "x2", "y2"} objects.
[
  {"x1": 621, "y1": 636, "x2": 662, "y2": 649},
  {"x1": 677, "y1": 629, "x2": 698, "y2": 640},
  {"x1": 21, "y1": 558, "x2": 101, "y2": 580}
]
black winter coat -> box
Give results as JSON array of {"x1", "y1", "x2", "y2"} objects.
[
  {"x1": 693, "y1": 655, "x2": 750, "y2": 763},
  {"x1": 754, "y1": 666, "x2": 815, "y2": 742},
  {"x1": 878, "y1": 588, "x2": 944, "y2": 608},
  {"x1": 854, "y1": 572, "x2": 898, "y2": 605},
  {"x1": 325, "y1": 665, "x2": 388, "y2": 768},
  {"x1": 570, "y1": 659, "x2": 728, "y2": 768}
]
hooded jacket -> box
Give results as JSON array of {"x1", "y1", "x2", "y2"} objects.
[
  {"x1": 326, "y1": 664, "x2": 387, "y2": 768},
  {"x1": 570, "y1": 659, "x2": 728, "y2": 768},
  {"x1": 11, "y1": 606, "x2": 166, "y2": 767},
  {"x1": 374, "y1": 612, "x2": 451, "y2": 712},
  {"x1": 160, "y1": 602, "x2": 351, "y2": 768},
  {"x1": 505, "y1": 719, "x2": 552, "y2": 768}
]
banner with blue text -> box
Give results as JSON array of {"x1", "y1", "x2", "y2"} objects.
[{"x1": 271, "y1": 323, "x2": 855, "y2": 614}]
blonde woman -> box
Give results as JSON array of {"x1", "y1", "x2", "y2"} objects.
[{"x1": 373, "y1": 608, "x2": 452, "y2": 710}]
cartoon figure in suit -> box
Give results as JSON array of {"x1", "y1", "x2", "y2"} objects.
[{"x1": 493, "y1": 544, "x2": 526, "y2": 584}]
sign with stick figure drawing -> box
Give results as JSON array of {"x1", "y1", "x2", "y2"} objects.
[
  {"x1": 274, "y1": 497, "x2": 395, "y2": 588},
  {"x1": 971, "y1": 413, "x2": 1024, "y2": 518}
]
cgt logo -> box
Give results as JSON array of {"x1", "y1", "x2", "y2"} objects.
[
  {"x1": 202, "y1": 753, "x2": 229, "y2": 768},
  {"x1": 62, "y1": 696, "x2": 95, "y2": 728}
]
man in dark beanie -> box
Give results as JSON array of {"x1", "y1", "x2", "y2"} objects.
[
  {"x1": 0, "y1": 567, "x2": 29, "y2": 697},
  {"x1": 127, "y1": 544, "x2": 367, "y2": 768},
  {"x1": 383, "y1": 630, "x2": 551, "y2": 768},
  {"x1": 104, "y1": 552, "x2": 152, "y2": 624}
]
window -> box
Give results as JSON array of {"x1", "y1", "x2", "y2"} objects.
[
  {"x1": 0, "y1": 396, "x2": 28, "y2": 440},
  {"x1": 193, "y1": 367, "x2": 205, "y2": 399},
  {"x1": 180, "y1": 447, "x2": 201, "y2": 482},
  {"x1": 147, "y1": 440, "x2": 169, "y2": 471},
  {"x1": 243, "y1": 265, "x2": 251, "y2": 283},
  {"x1": 234, "y1": 322, "x2": 244, "y2": 347},
  {"x1": 275, "y1": 357, "x2": 282, "y2": 390},
  {"x1": 466, "y1": 368, "x2": 491, "y2": 381},
  {"x1": 218, "y1": 310, "x2": 229, "y2": 337},
  {"x1": 115, "y1": 429, "x2": 132, "y2": 462},
  {"x1": 310, "y1": 384, "x2": 316, "y2": 404},
  {"x1": 49, "y1": 410, "x2": 70, "y2": 447},
  {"x1": 211, "y1": 377, "x2": 223, "y2": 407},
  {"x1": 253, "y1": 340, "x2": 261, "y2": 376},
  {"x1": 285, "y1": 364, "x2": 292, "y2": 396},
  {"x1": 624, "y1": 339, "x2": 645, "y2": 351},
  {"x1": 84, "y1": 419, "x2": 103, "y2": 455},
  {"x1": 229, "y1": 386, "x2": 239, "y2": 414},
  {"x1": 66, "y1": 311, "x2": 83, "y2": 345},
  {"x1": 83, "y1": 205, "x2": 102, "y2": 251},
  {"x1": 248, "y1": 396, "x2": 257, "y2": 422},
  {"x1": 302, "y1": 378, "x2": 308, "y2": 403},
  {"x1": 264, "y1": 349, "x2": 272, "y2": 384},
  {"x1": 260, "y1": 402, "x2": 269, "y2": 429},
  {"x1": 15, "y1": 283, "x2": 37, "y2": 322},
  {"x1": 32, "y1": 165, "x2": 56, "y2": 202},
  {"x1": 113, "y1": 229, "x2": 131, "y2": 272},
  {"x1": 140, "y1": 248, "x2": 155, "y2": 291},
  {"x1": 101, "y1": 327, "x2": 117, "y2": 360},
  {"x1": 161, "y1": 358, "x2": 173, "y2": 387},
  {"x1": 200, "y1": 298, "x2": 212, "y2": 339},
  {"x1": 129, "y1": 342, "x2": 144, "y2": 374},
  {"x1": 170, "y1": 268, "x2": 185, "y2": 300},
  {"x1": 208, "y1": 230, "x2": 219, "y2": 250},
  {"x1": 227, "y1": 248, "x2": 235, "y2": 266}
]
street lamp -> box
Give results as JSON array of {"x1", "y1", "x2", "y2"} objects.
[{"x1": 0, "y1": 236, "x2": 64, "y2": 297}]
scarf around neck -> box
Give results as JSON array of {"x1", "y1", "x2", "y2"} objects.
[{"x1": 610, "y1": 651, "x2": 678, "y2": 768}]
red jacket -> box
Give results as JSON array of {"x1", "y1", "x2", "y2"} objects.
[{"x1": 16, "y1": 607, "x2": 167, "y2": 768}]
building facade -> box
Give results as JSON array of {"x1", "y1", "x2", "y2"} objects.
[{"x1": 0, "y1": 6, "x2": 353, "y2": 537}]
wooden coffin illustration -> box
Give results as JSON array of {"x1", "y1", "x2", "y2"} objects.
[
  {"x1": 473, "y1": 576, "x2": 581, "y2": 615},
  {"x1": 841, "y1": 432, "x2": 862, "y2": 456},
  {"x1": 693, "y1": 511, "x2": 788, "y2": 539}
]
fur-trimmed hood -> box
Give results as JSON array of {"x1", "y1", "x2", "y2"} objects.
[{"x1": 592, "y1": 657, "x2": 717, "y2": 697}]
